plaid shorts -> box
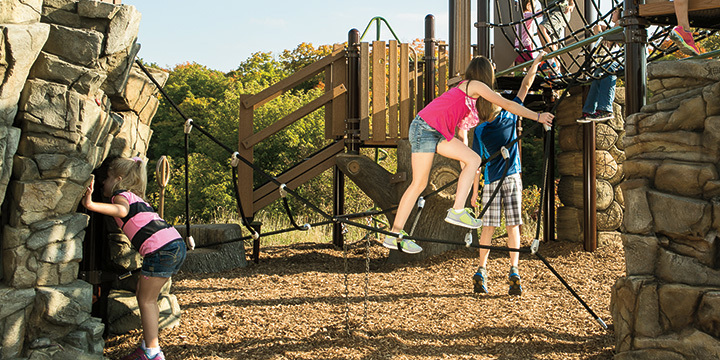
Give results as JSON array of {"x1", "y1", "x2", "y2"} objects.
[{"x1": 481, "y1": 173, "x2": 523, "y2": 227}]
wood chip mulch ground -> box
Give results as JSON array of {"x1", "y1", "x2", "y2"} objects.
[{"x1": 105, "y1": 237, "x2": 625, "y2": 359}]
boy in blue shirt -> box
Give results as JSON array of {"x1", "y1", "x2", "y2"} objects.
[{"x1": 470, "y1": 52, "x2": 545, "y2": 295}]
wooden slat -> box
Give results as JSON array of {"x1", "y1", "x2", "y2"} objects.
[
  {"x1": 254, "y1": 156, "x2": 337, "y2": 211},
  {"x1": 360, "y1": 42, "x2": 370, "y2": 141},
  {"x1": 242, "y1": 51, "x2": 345, "y2": 110},
  {"x1": 324, "y1": 45, "x2": 347, "y2": 139},
  {"x1": 372, "y1": 41, "x2": 387, "y2": 142},
  {"x1": 388, "y1": 40, "x2": 399, "y2": 140},
  {"x1": 438, "y1": 45, "x2": 448, "y2": 95},
  {"x1": 416, "y1": 63, "x2": 424, "y2": 111},
  {"x1": 241, "y1": 84, "x2": 346, "y2": 149},
  {"x1": 400, "y1": 44, "x2": 410, "y2": 139},
  {"x1": 253, "y1": 141, "x2": 345, "y2": 201},
  {"x1": 639, "y1": 0, "x2": 720, "y2": 17},
  {"x1": 331, "y1": 51, "x2": 347, "y2": 138},
  {"x1": 238, "y1": 95, "x2": 254, "y2": 217}
]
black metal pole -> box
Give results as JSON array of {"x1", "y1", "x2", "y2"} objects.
[
  {"x1": 623, "y1": 0, "x2": 647, "y2": 116},
  {"x1": 583, "y1": 123, "x2": 597, "y2": 251},
  {"x1": 347, "y1": 29, "x2": 361, "y2": 155},
  {"x1": 476, "y1": 0, "x2": 491, "y2": 58},
  {"x1": 425, "y1": 15, "x2": 437, "y2": 104},
  {"x1": 333, "y1": 166, "x2": 345, "y2": 248}
]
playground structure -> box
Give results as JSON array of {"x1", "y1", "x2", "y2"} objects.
[{"x1": 227, "y1": 0, "x2": 719, "y2": 262}]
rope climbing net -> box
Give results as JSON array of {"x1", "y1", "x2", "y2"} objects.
[{"x1": 490, "y1": 0, "x2": 718, "y2": 88}]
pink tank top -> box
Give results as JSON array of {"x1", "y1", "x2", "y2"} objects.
[
  {"x1": 112, "y1": 191, "x2": 182, "y2": 256},
  {"x1": 417, "y1": 81, "x2": 480, "y2": 141}
]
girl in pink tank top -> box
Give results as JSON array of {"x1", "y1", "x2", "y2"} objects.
[
  {"x1": 383, "y1": 56, "x2": 555, "y2": 255},
  {"x1": 82, "y1": 157, "x2": 185, "y2": 360}
]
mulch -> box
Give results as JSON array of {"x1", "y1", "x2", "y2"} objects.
[{"x1": 104, "y1": 237, "x2": 625, "y2": 359}]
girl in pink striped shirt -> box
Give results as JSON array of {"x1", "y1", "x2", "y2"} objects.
[{"x1": 83, "y1": 157, "x2": 185, "y2": 360}]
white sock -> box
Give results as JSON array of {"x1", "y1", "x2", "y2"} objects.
[{"x1": 145, "y1": 346, "x2": 161, "y2": 357}]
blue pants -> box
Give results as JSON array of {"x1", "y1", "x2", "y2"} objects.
[{"x1": 582, "y1": 63, "x2": 621, "y2": 114}]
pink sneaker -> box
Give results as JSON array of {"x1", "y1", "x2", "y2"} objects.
[
  {"x1": 670, "y1": 26, "x2": 700, "y2": 56},
  {"x1": 121, "y1": 347, "x2": 165, "y2": 360}
]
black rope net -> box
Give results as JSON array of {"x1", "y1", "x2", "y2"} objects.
[{"x1": 490, "y1": 0, "x2": 718, "y2": 89}]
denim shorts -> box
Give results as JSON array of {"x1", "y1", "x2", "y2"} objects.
[
  {"x1": 409, "y1": 116, "x2": 444, "y2": 153},
  {"x1": 141, "y1": 239, "x2": 187, "y2": 278}
]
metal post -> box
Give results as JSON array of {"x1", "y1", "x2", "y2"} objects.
[
  {"x1": 425, "y1": 15, "x2": 437, "y2": 105},
  {"x1": 582, "y1": 123, "x2": 597, "y2": 251},
  {"x1": 449, "y1": 0, "x2": 471, "y2": 77},
  {"x1": 542, "y1": 88, "x2": 556, "y2": 242},
  {"x1": 476, "y1": 0, "x2": 491, "y2": 58},
  {"x1": 346, "y1": 29, "x2": 361, "y2": 155},
  {"x1": 251, "y1": 221, "x2": 262, "y2": 263},
  {"x1": 333, "y1": 166, "x2": 345, "y2": 248},
  {"x1": 623, "y1": 0, "x2": 647, "y2": 116}
]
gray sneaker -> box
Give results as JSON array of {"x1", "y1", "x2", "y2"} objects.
[
  {"x1": 444, "y1": 208, "x2": 483, "y2": 229},
  {"x1": 383, "y1": 230, "x2": 423, "y2": 254}
]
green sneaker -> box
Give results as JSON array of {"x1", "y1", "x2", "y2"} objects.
[
  {"x1": 444, "y1": 208, "x2": 482, "y2": 229},
  {"x1": 383, "y1": 230, "x2": 423, "y2": 254}
]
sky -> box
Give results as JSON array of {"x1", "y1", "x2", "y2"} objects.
[{"x1": 122, "y1": 1, "x2": 454, "y2": 73}]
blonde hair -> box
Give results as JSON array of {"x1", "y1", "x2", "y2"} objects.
[
  {"x1": 108, "y1": 157, "x2": 147, "y2": 199},
  {"x1": 464, "y1": 56, "x2": 500, "y2": 122}
]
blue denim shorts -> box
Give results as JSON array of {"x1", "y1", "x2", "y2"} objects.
[
  {"x1": 141, "y1": 239, "x2": 187, "y2": 278},
  {"x1": 409, "y1": 116, "x2": 444, "y2": 153}
]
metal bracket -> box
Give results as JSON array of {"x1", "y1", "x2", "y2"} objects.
[{"x1": 389, "y1": 172, "x2": 407, "y2": 183}]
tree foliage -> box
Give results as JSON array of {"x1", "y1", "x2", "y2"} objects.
[{"x1": 146, "y1": 43, "x2": 375, "y2": 225}]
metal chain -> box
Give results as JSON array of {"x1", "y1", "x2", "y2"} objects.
[
  {"x1": 343, "y1": 242, "x2": 350, "y2": 335},
  {"x1": 364, "y1": 216, "x2": 372, "y2": 325}
]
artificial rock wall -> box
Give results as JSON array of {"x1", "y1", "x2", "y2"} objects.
[
  {"x1": 612, "y1": 59, "x2": 720, "y2": 359},
  {"x1": 0, "y1": 0, "x2": 169, "y2": 358},
  {"x1": 555, "y1": 86, "x2": 626, "y2": 246}
]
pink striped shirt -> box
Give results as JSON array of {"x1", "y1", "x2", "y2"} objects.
[{"x1": 112, "y1": 191, "x2": 181, "y2": 256}]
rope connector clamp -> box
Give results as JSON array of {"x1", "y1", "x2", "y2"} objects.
[
  {"x1": 501, "y1": 146, "x2": 510, "y2": 160},
  {"x1": 231, "y1": 152, "x2": 240, "y2": 167},
  {"x1": 184, "y1": 118, "x2": 193, "y2": 134},
  {"x1": 251, "y1": 231, "x2": 260, "y2": 240},
  {"x1": 279, "y1": 184, "x2": 288, "y2": 198},
  {"x1": 417, "y1": 196, "x2": 426, "y2": 209},
  {"x1": 531, "y1": 238, "x2": 540, "y2": 254},
  {"x1": 302, "y1": 223, "x2": 311, "y2": 231},
  {"x1": 464, "y1": 232, "x2": 473, "y2": 247}
]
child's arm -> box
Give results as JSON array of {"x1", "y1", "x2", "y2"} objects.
[
  {"x1": 517, "y1": 51, "x2": 546, "y2": 102},
  {"x1": 82, "y1": 181, "x2": 130, "y2": 218},
  {"x1": 471, "y1": 170, "x2": 480, "y2": 207},
  {"x1": 468, "y1": 80, "x2": 554, "y2": 126}
]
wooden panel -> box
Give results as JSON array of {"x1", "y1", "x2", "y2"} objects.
[
  {"x1": 360, "y1": 42, "x2": 370, "y2": 141},
  {"x1": 399, "y1": 44, "x2": 410, "y2": 139},
  {"x1": 438, "y1": 45, "x2": 448, "y2": 95},
  {"x1": 253, "y1": 141, "x2": 345, "y2": 202},
  {"x1": 325, "y1": 44, "x2": 347, "y2": 139},
  {"x1": 242, "y1": 51, "x2": 344, "y2": 110},
  {"x1": 241, "y1": 84, "x2": 346, "y2": 149},
  {"x1": 238, "y1": 95, "x2": 254, "y2": 217},
  {"x1": 416, "y1": 63, "x2": 424, "y2": 111},
  {"x1": 388, "y1": 40, "x2": 399, "y2": 140},
  {"x1": 372, "y1": 41, "x2": 387, "y2": 142},
  {"x1": 640, "y1": 0, "x2": 720, "y2": 16},
  {"x1": 331, "y1": 51, "x2": 347, "y2": 138}
]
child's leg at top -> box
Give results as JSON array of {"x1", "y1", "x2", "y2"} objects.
[
  {"x1": 596, "y1": 73, "x2": 617, "y2": 113},
  {"x1": 674, "y1": 0, "x2": 690, "y2": 30},
  {"x1": 670, "y1": 0, "x2": 700, "y2": 55},
  {"x1": 137, "y1": 275, "x2": 170, "y2": 349}
]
